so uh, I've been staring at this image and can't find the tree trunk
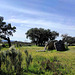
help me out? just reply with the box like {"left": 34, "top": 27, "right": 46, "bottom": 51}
{"left": 7, "top": 37, "right": 11, "bottom": 47}
{"left": 0, "top": 36, "right": 11, "bottom": 47}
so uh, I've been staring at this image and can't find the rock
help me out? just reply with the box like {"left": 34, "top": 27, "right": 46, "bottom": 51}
{"left": 54, "top": 40, "right": 65, "bottom": 51}
{"left": 44, "top": 42, "right": 48, "bottom": 50}
{"left": 47, "top": 41, "right": 56, "bottom": 50}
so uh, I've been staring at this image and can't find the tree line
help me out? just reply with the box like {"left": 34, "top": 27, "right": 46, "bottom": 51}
{"left": 61, "top": 34, "right": 75, "bottom": 45}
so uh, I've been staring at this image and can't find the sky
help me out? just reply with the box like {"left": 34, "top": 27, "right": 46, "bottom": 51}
{"left": 0, "top": 0, "right": 75, "bottom": 42}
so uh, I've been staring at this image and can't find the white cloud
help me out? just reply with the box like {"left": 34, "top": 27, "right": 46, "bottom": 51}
{"left": 6, "top": 18, "right": 75, "bottom": 31}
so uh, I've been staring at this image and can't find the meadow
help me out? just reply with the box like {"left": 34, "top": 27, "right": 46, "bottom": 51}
{"left": 0, "top": 45, "right": 75, "bottom": 75}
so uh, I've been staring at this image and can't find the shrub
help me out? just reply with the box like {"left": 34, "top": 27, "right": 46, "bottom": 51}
{"left": 24, "top": 50, "right": 33, "bottom": 71}
{"left": 0, "top": 46, "right": 23, "bottom": 75}
{"left": 2, "top": 44, "right": 6, "bottom": 47}
{"left": 40, "top": 58, "right": 66, "bottom": 75}
{"left": 19, "top": 43, "right": 22, "bottom": 47}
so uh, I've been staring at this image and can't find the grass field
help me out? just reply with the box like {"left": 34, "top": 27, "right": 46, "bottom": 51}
{"left": 1, "top": 46, "right": 75, "bottom": 75}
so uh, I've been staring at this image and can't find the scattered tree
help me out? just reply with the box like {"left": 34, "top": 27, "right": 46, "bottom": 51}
{"left": 61, "top": 34, "right": 75, "bottom": 45}
{"left": 0, "top": 16, "right": 16, "bottom": 47}
{"left": 26, "top": 28, "right": 59, "bottom": 46}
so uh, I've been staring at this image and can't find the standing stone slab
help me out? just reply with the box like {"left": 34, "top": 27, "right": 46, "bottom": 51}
{"left": 54, "top": 40, "right": 65, "bottom": 51}
{"left": 47, "top": 41, "right": 55, "bottom": 50}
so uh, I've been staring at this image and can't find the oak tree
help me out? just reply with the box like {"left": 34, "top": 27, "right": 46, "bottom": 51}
{"left": 0, "top": 16, "right": 16, "bottom": 47}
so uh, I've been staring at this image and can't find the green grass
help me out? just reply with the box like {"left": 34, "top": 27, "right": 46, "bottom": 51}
{"left": 1, "top": 46, "right": 75, "bottom": 75}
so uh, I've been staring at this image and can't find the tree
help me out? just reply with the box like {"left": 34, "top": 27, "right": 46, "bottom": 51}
{"left": 61, "top": 34, "right": 68, "bottom": 42}
{"left": 61, "top": 34, "right": 75, "bottom": 44}
{"left": 26, "top": 28, "right": 59, "bottom": 46}
{"left": 0, "top": 16, "right": 16, "bottom": 47}
{"left": 50, "top": 31, "right": 59, "bottom": 40}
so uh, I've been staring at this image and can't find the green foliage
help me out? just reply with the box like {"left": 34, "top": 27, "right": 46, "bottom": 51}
{"left": 27, "top": 56, "right": 67, "bottom": 75}
{"left": 1, "top": 51, "right": 6, "bottom": 63}
{"left": 24, "top": 50, "right": 28, "bottom": 56}
{"left": 61, "top": 34, "right": 75, "bottom": 45}
{"left": 15, "top": 50, "right": 23, "bottom": 75}
{"left": 40, "top": 58, "right": 66, "bottom": 75}
{"left": 28, "top": 63, "right": 44, "bottom": 74}
{"left": 0, "top": 46, "right": 23, "bottom": 75}
{"left": 24, "top": 50, "right": 33, "bottom": 71}
{"left": 26, "top": 28, "right": 59, "bottom": 46}
{"left": 34, "top": 55, "right": 46, "bottom": 62}
{"left": 0, "top": 16, "right": 16, "bottom": 36}
{"left": 4, "top": 43, "right": 9, "bottom": 47}
{"left": 0, "top": 47, "right": 33, "bottom": 74}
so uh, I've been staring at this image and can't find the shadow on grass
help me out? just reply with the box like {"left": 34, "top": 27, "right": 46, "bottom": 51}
{"left": 57, "top": 48, "right": 70, "bottom": 52}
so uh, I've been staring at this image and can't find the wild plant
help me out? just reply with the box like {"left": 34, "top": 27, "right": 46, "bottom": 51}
{"left": 0, "top": 45, "right": 1, "bottom": 51}
{"left": 0, "top": 52, "right": 1, "bottom": 71}
{"left": 15, "top": 50, "right": 23, "bottom": 75}
{"left": 40, "top": 58, "right": 65, "bottom": 75}
{"left": 24, "top": 50, "right": 33, "bottom": 71}
{"left": 9, "top": 46, "right": 18, "bottom": 68}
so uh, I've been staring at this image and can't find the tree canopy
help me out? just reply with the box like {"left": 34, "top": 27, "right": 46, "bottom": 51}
{"left": 61, "top": 34, "right": 75, "bottom": 45}
{"left": 0, "top": 16, "right": 16, "bottom": 47}
{"left": 26, "top": 28, "right": 59, "bottom": 46}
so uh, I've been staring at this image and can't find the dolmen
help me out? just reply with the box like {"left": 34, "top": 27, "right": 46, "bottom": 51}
{"left": 54, "top": 40, "right": 66, "bottom": 51}
{"left": 36, "top": 40, "right": 67, "bottom": 52}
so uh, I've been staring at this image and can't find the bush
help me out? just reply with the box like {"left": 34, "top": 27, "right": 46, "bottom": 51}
{"left": 40, "top": 57, "right": 67, "bottom": 75}
{"left": 0, "top": 46, "right": 23, "bottom": 75}
{"left": 24, "top": 50, "right": 33, "bottom": 71}
{"left": 2, "top": 44, "right": 6, "bottom": 47}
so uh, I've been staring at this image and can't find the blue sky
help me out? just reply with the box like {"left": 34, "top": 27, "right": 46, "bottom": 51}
{"left": 0, "top": 0, "right": 75, "bottom": 42}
